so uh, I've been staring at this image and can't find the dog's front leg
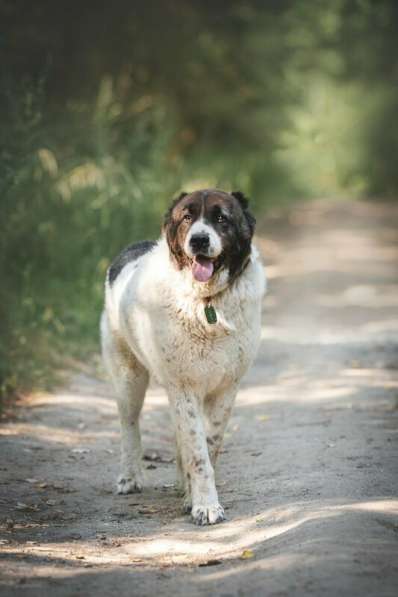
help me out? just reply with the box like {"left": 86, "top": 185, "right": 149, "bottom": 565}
{"left": 170, "top": 390, "right": 225, "bottom": 525}
{"left": 175, "top": 430, "right": 192, "bottom": 513}
{"left": 204, "top": 384, "right": 238, "bottom": 467}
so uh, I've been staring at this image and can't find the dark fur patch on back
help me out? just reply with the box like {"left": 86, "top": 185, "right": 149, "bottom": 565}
{"left": 108, "top": 240, "right": 156, "bottom": 285}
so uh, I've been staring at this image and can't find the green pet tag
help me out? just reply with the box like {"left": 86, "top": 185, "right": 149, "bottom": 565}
{"left": 204, "top": 304, "right": 217, "bottom": 324}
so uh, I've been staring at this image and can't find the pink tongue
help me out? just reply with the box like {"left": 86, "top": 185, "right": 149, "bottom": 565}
{"left": 192, "top": 257, "right": 214, "bottom": 282}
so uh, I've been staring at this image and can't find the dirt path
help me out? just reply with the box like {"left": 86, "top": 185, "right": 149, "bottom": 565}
{"left": 1, "top": 200, "right": 398, "bottom": 597}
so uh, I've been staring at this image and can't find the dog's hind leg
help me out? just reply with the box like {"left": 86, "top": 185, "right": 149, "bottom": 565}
{"left": 115, "top": 363, "right": 148, "bottom": 494}
{"left": 102, "top": 328, "right": 148, "bottom": 494}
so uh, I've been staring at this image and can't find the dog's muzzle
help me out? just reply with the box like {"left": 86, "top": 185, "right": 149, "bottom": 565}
{"left": 189, "top": 233, "right": 210, "bottom": 255}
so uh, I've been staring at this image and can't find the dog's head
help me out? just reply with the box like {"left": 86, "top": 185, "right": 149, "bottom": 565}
{"left": 163, "top": 189, "right": 255, "bottom": 284}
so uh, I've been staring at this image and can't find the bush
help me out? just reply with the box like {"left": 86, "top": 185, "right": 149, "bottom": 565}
{"left": 1, "top": 0, "right": 398, "bottom": 403}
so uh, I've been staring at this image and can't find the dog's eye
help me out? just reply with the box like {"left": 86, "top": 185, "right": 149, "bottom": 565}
{"left": 217, "top": 214, "right": 228, "bottom": 224}
{"left": 183, "top": 214, "right": 192, "bottom": 222}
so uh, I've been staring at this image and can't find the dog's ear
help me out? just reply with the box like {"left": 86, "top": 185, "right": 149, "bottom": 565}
{"left": 163, "top": 192, "right": 188, "bottom": 230}
{"left": 163, "top": 192, "right": 189, "bottom": 269}
{"left": 231, "top": 190, "right": 256, "bottom": 237}
{"left": 231, "top": 191, "right": 249, "bottom": 210}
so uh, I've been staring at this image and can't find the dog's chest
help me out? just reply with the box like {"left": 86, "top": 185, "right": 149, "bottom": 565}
{"left": 117, "top": 249, "right": 265, "bottom": 394}
{"left": 139, "top": 297, "right": 260, "bottom": 393}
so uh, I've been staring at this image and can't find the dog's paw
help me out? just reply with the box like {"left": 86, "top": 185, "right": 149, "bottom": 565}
{"left": 116, "top": 475, "right": 143, "bottom": 495}
{"left": 191, "top": 503, "right": 225, "bottom": 525}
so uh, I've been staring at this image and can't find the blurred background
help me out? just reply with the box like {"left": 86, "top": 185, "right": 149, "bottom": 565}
{"left": 1, "top": 0, "right": 398, "bottom": 402}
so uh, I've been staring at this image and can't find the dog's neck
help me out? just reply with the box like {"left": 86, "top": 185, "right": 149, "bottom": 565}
{"left": 161, "top": 236, "right": 252, "bottom": 302}
{"left": 159, "top": 240, "right": 254, "bottom": 336}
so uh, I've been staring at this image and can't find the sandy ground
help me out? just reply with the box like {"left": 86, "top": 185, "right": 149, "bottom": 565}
{"left": 1, "top": 199, "right": 398, "bottom": 597}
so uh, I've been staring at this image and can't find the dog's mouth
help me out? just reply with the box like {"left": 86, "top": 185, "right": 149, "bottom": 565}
{"left": 191, "top": 255, "right": 215, "bottom": 283}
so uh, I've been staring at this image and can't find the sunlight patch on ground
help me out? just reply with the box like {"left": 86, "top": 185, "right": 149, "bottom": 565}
{"left": 33, "top": 392, "right": 117, "bottom": 414}
{"left": 336, "top": 500, "right": 398, "bottom": 515}
{"left": 236, "top": 383, "right": 357, "bottom": 406}
{"left": 197, "top": 553, "right": 309, "bottom": 582}
{"left": 4, "top": 499, "right": 395, "bottom": 569}
{"left": 316, "top": 285, "right": 398, "bottom": 308}
{"left": 0, "top": 502, "right": 341, "bottom": 567}
{"left": 0, "top": 423, "right": 118, "bottom": 445}
{"left": 261, "top": 319, "right": 398, "bottom": 344}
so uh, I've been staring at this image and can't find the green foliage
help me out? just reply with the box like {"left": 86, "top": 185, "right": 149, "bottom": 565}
{"left": 1, "top": 0, "right": 397, "bottom": 401}
{"left": 0, "top": 77, "right": 181, "bottom": 400}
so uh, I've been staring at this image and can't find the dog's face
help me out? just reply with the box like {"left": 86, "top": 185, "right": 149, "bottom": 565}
{"left": 163, "top": 189, "right": 255, "bottom": 283}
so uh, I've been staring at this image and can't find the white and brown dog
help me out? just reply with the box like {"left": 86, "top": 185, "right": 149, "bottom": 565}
{"left": 101, "top": 189, "right": 266, "bottom": 525}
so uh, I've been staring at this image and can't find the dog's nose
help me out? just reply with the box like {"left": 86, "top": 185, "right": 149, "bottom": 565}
{"left": 190, "top": 233, "right": 210, "bottom": 253}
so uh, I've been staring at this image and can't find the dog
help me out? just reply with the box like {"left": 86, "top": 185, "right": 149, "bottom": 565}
{"left": 101, "top": 189, "right": 266, "bottom": 525}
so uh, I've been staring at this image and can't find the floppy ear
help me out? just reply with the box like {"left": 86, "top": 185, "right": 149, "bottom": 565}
{"left": 163, "top": 191, "right": 189, "bottom": 269}
{"left": 231, "top": 191, "right": 249, "bottom": 210}
{"left": 163, "top": 192, "right": 188, "bottom": 230}
{"left": 232, "top": 191, "right": 256, "bottom": 237}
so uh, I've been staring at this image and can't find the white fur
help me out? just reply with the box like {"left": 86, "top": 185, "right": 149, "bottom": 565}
{"left": 184, "top": 218, "right": 223, "bottom": 259}
{"left": 101, "top": 236, "right": 266, "bottom": 525}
